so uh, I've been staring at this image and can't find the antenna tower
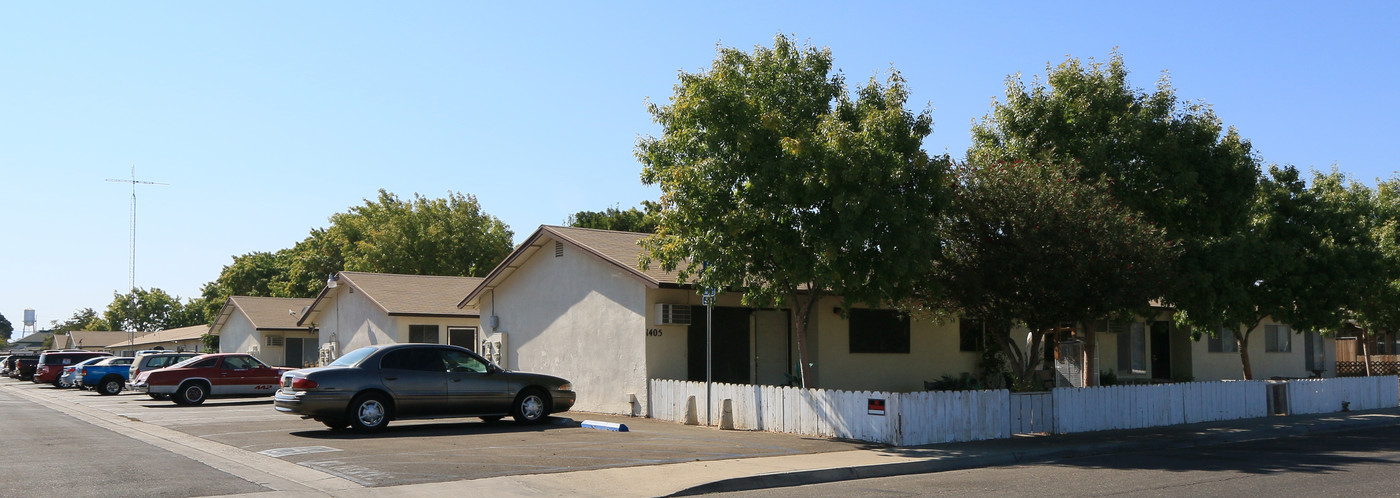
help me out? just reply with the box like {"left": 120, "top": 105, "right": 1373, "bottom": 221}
{"left": 106, "top": 166, "right": 168, "bottom": 291}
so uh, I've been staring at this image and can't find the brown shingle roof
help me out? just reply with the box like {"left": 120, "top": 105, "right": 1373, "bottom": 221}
{"left": 228, "top": 296, "right": 318, "bottom": 330}
{"left": 69, "top": 330, "right": 147, "bottom": 349}
{"left": 543, "top": 226, "right": 683, "bottom": 285}
{"left": 103, "top": 324, "right": 209, "bottom": 348}
{"left": 338, "top": 272, "right": 483, "bottom": 316}
{"left": 459, "top": 225, "right": 686, "bottom": 308}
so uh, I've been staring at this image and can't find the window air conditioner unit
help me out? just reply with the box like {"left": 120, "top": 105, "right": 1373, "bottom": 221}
{"left": 655, "top": 303, "right": 692, "bottom": 325}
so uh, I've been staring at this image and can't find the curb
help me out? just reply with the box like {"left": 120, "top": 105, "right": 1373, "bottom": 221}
{"left": 671, "top": 409, "right": 1400, "bottom": 496}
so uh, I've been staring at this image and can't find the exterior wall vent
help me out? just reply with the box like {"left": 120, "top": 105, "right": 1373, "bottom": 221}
{"left": 555, "top": 241, "right": 564, "bottom": 257}
{"left": 655, "top": 303, "right": 692, "bottom": 325}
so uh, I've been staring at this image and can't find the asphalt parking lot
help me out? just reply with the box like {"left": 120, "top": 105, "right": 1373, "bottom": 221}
{"left": 2, "top": 379, "right": 869, "bottom": 488}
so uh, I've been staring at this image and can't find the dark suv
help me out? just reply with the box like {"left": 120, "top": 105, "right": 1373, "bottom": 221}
{"left": 34, "top": 351, "right": 111, "bottom": 386}
{"left": 14, "top": 357, "right": 39, "bottom": 380}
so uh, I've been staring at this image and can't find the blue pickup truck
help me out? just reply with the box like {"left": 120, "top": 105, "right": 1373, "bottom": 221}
{"left": 76, "top": 357, "right": 136, "bottom": 395}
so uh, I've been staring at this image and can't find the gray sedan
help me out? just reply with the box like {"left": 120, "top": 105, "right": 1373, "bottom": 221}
{"left": 273, "top": 343, "right": 576, "bottom": 431}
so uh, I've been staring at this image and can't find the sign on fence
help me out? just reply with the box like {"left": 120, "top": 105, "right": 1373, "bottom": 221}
{"left": 867, "top": 398, "right": 885, "bottom": 416}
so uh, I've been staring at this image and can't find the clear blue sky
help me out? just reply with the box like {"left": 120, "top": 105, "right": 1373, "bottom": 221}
{"left": 2, "top": 2, "right": 1396, "bottom": 331}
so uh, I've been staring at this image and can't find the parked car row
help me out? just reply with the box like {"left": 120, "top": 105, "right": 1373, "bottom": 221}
{"left": 5, "top": 344, "right": 577, "bottom": 434}
{"left": 1, "top": 354, "right": 39, "bottom": 380}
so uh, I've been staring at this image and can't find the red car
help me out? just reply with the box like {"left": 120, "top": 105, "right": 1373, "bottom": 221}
{"left": 33, "top": 351, "right": 110, "bottom": 386}
{"left": 129, "top": 353, "right": 291, "bottom": 405}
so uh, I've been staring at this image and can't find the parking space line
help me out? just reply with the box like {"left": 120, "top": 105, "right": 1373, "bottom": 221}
{"left": 0, "top": 384, "right": 361, "bottom": 495}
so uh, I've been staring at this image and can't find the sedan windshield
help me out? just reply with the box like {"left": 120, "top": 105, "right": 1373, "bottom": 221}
{"left": 329, "top": 347, "right": 376, "bottom": 367}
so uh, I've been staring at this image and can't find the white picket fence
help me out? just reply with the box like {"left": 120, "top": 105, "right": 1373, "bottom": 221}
{"left": 649, "top": 376, "right": 1398, "bottom": 446}
{"left": 1285, "top": 376, "right": 1400, "bottom": 415}
{"left": 1052, "top": 381, "right": 1267, "bottom": 433}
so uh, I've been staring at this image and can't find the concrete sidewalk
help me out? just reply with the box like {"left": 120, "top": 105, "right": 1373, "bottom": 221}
{"left": 219, "top": 407, "right": 1400, "bottom": 497}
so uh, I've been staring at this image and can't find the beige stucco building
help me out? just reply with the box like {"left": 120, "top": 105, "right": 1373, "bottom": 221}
{"left": 460, "top": 226, "right": 991, "bottom": 415}
{"left": 210, "top": 296, "right": 319, "bottom": 367}
{"left": 60, "top": 330, "right": 143, "bottom": 353}
{"left": 297, "top": 272, "right": 484, "bottom": 364}
{"left": 460, "top": 225, "right": 1337, "bottom": 416}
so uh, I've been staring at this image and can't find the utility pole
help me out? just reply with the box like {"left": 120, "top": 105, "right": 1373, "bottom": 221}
{"left": 106, "top": 166, "right": 168, "bottom": 354}
{"left": 105, "top": 166, "right": 168, "bottom": 292}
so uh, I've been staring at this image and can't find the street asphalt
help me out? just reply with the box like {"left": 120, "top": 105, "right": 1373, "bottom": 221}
{"left": 3, "top": 377, "right": 1398, "bottom": 497}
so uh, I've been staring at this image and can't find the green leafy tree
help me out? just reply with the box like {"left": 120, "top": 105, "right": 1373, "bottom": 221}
{"left": 327, "top": 190, "right": 513, "bottom": 277}
{"left": 1178, "top": 167, "right": 1378, "bottom": 379}
{"left": 638, "top": 34, "right": 951, "bottom": 387}
{"left": 103, "top": 288, "right": 204, "bottom": 332}
{"left": 0, "top": 312, "right": 12, "bottom": 341}
{"left": 48, "top": 308, "right": 110, "bottom": 333}
{"left": 200, "top": 332, "right": 220, "bottom": 352}
{"left": 197, "top": 190, "right": 514, "bottom": 322}
{"left": 969, "top": 52, "right": 1260, "bottom": 379}
{"left": 1343, "top": 174, "right": 1400, "bottom": 374}
{"left": 568, "top": 201, "right": 662, "bottom": 233}
{"left": 922, "top": 159, "right": 1173, "bottom": 388}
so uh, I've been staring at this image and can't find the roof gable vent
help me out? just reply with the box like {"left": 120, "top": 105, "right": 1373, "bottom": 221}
{"left": 555, "top": 241, "right": 564, "bottom": 257}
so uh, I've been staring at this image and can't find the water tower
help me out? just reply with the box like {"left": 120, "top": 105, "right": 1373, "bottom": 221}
{"left": 22, "top": 308, "right": 36, "bottom": 335}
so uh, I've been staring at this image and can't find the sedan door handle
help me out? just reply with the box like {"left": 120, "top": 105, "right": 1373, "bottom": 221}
{"left": 384, "top": 377, "right": 397, "bottom": 381}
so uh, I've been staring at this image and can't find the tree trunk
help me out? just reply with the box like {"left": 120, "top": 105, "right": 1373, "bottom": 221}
{"left": 792, "top": 290, "right": 820, "bottom": 389}
{"left": 1361, "top": 327, "right": 1373, "bottom": 376}
{"left": 1082, "top": 321, "right": 1098, "bottom": 387}
{"left": 1237, "top": 323, "right": 1259, "bottom": 380}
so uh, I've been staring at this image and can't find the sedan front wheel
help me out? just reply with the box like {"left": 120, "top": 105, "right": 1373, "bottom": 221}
{"left": 511, "top": 388, "right": 550, "bottom": 424}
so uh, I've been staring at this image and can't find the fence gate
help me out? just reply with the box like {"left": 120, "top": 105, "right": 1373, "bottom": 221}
{"left": 1009, "top": 392, "right": 1054, "bottom": 434}
{"left": 1055, "top": 340, "right": 1085, "bottom": 388}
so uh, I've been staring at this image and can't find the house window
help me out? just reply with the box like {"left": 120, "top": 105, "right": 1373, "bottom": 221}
{"left": 408, "top": 325, "right": 440, "bottom": 344}
{"left": 1209, "top": 327, "right": 1239, "bottom": 353}
{"left": 1265, "top": 324, "right": 1292, "bottom": 353}
{"left": 848, "top": 309, "right": 910, "bottom": 354}
{"left": 1117, "top": 321, "right": 1147, "bottom": 374}
{"left": 959, "top": 317, "right": 983, "bottom": 352}
{"left": 265, "top": 335, "right": 284, "bottom": 347}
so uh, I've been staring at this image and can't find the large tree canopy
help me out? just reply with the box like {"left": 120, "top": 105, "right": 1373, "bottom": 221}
{"left": 1342, "top": 174, "right": 1400, "bottom": 374}
{"left": 969, "top": 53, "right": 1260, "bottom": 327}
{"left": 48, "top": 308, "right": 109, "bottom": 333}
{"left": 197, "top": 190, "right": 514, "bottom": 323}
{"left": 567, "top": 201, "right": 661, "bottom": 233}
{"left": 103, "top": 287, "right": 205, "bottom": 332}
{"left": 970, "top": 52, "right": 1259, "bottom": 240}
{"left": 969, "top": 53, "right": 1263, "bottom": 381}
{"left": 0, "top": 312, "right": 11, "bottom": 341}
{"left": 1176, "top": 166, "right": 1379, "bottom": 379}
{"left": 638, "top": 34, "right": 951, "bottom": 387}
{"left": 925, "top": 159, "right": 1173, "bottom": 386}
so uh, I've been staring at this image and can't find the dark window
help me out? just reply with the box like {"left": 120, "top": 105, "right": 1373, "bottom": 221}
{"left": 1265, "top": 324, "right": 1292, "bottom": 353}
{"left": 849, "top": 309, "right": 910, "bottom": 354}
{"left": 380, "top": 348, "right": 447, "bottom": 372}
{"left": 189, "top": 357, "right": 220, "bottom": 369}
{"left": 959, "top": 317, "right": 984, "bottom": 352}
{"left": 408, "top": 325, "right": 440, "bottom": 344}
{"left": 441, "top": 348, "right": 489, "bottom": 373}
{"left": 1209, "top": 327, "right": 1239, "bottom": 353}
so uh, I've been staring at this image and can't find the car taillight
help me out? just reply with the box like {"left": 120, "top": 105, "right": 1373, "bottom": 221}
{"left": 80, "top": 368, "right": 87, "bottom": 375}
{"left": 291, "top": 378, "right": 318, "bottom": 389}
